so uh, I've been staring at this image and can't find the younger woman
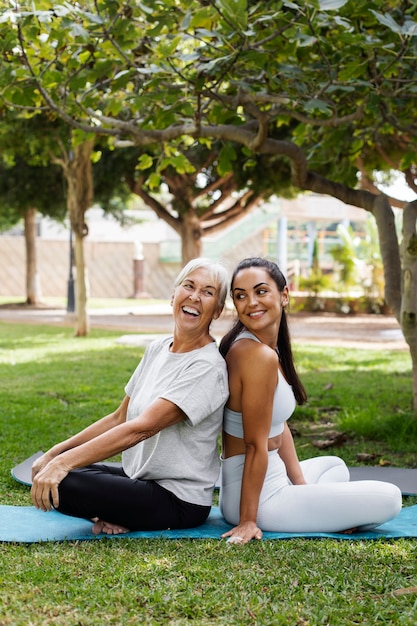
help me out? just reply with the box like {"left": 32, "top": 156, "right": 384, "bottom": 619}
{"left": 219, "top": 257, "right": 402, "bottom": 544}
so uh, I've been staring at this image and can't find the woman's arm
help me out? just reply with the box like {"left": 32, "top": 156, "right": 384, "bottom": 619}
{"left": 278, "top": 422, "right": 306, "bottom": 485}
{"left": 31, "top": 397, "right": 186, "bottom": 511}
{"left": 32, "top": 396, "right": 130, "bottom": 479}
{"left": 222, "top": 341, "right": 278, "bottom": 544}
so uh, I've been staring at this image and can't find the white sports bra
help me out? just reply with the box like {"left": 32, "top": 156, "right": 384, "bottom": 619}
{"left": 223, "top": 330, "right": 296, "bottom": 439}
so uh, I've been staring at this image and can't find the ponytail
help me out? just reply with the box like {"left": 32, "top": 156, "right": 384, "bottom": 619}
{"left": 219, "top": 257, "right": 307, "bottom": 405}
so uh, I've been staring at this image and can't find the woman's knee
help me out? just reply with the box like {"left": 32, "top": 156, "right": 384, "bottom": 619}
{"left": 300, "top": 456, "right": 349, "bottom": 484}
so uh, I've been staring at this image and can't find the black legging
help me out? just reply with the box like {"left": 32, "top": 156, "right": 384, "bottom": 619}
{"left": 56, "top": 464, "right": 210, "bottom": 531}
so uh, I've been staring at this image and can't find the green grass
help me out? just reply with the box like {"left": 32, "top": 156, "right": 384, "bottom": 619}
{"left": 0, "top": 296, "right": 168, "bottom": 309}
{"left": 1, "top": 323, "right": 417, "bottom": 625}
{"left": 293, "top": 345, "right": 417, "bottom": 467}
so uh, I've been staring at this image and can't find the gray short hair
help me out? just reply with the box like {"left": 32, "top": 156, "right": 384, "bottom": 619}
{"left": 174, "top": 257, "right": 229, "bottom": 308}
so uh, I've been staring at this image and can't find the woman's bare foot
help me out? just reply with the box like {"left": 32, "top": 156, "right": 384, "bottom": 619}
{"left": 91, "top": 518, "right": 130, "bottom": 535}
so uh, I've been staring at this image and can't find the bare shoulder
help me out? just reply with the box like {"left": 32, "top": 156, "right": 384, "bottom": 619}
{"left": 227, "top": 339, "right": 278, "bottom": 374}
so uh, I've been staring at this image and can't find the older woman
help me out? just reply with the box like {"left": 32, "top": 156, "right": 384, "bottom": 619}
{"left": 219, "top": 257, "right": 402, "bottom": 544}
{"left": 31, "top": 257, "right": 229, "bottom": 534}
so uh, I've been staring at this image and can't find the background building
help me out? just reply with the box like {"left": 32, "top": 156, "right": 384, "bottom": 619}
{"left": 0, "top": 195, "right": 368, "bottom": 300}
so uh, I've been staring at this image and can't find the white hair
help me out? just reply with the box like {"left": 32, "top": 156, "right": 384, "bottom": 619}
{"left": 174, "top": 257, "right": 229, "bottom": 307}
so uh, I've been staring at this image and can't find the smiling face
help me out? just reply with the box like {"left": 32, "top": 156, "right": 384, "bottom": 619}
{"left": 231, "top": 266, "right": 288, "bottom": 337}
{"left": 171, "top": 267, "right": 224, "bottom": 335}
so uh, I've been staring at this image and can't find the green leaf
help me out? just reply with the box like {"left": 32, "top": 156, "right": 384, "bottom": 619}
{"left": 318, "top": 0, "right": 349, "bottom": 9}
{"left": 137, "top": 154, "right": 154, "bottom": 170}
{"left": 71, "top": 23, "right": 89, "bottom": 39}
{"left": 50, "top": 5, "right": 71, "bottom": 18}
{"left": 403, "top": 19, "right": 417, "bottom": 38}
{"left": 218, "top": 0, "right": 247, "bottom": 29}
{"left": 136, "top": 64, "right": 165, "bottom": 75}
{"left": 3, "top": 84, "right": 39, "bottom": 107}
{"left": 304, "top": 98, "right": 332, "bottom": 115}
{"left": 148, "top": 172, "right": 161, "bottom": 189}
{"left": 369, "top": 11, "right": 403, "bottom": 35}
{"left": 67, "top": 73, "right": 89, "bottom": 91}
{"left": 190, "top": 7, "right": 217, "bottom": 29}
{"left": 171, "top": 153, "right": 195, "bottom": 174}
{"left": 217, "top": 143, "right": 237, "bottom": 176}
{"left": 338, "top": 61, "right": 367, "bottom": 81}
{"left": 196, "top": 54, "right": 234, "bottom": 73}
{"left": 296, "top": 35, "right": 318, "bottom": 47}
{"left": 80, "top": 10, "right": 104, "bottom": 25}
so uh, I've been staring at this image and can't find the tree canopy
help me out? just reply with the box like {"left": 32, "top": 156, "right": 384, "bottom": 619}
{"left": 0, "top": 113, "right": 68, "bottom": 229}
{"left": 1, "top": 0, "right": 415, "bottom": 197}
{"left": 3, "top": 1, "right": 417, "bottom": 406}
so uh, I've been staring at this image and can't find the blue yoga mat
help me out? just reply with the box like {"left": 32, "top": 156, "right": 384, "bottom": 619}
{"left": 0, "top": 505, "right": 416, "bottom": 543}
{"left": 12, "top": 452, "right": 417, "bottom": 495}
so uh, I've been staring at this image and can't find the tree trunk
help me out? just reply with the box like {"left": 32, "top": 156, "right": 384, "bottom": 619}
{"left": 400, "top": 200, "right": 417, "bottom": 413}
{"left": 61, "top": 139, "right": 94, "bottom": 336}
{"left": 24, "top": 207, "right": 42, "bottom": 304}
{"left": 73, "top": 230, "right": 89, "bottom": 336}
{"left": 295, "top": 165, "right": 417, "bottom": 414}
{"left": 410, "top": 351, "right": 417, "bottom": 417}
{"left": 371, "top": 195, "right": 402, "bottom": 320}
{"left": 180, "top": 212, "right": 203, "bottom": 264}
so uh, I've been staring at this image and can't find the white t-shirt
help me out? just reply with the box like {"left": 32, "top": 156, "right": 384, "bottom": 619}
{"left": 123, "top": 336, "right": 229, "bottom": 506}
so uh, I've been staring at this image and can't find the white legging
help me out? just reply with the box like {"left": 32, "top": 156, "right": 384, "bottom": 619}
{"left": 220, "top": 451, "right": 402, "bottom": 533}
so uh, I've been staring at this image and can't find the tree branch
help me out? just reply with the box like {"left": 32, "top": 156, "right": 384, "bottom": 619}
{"left": 203, "top": 194, "right": 261, "bottom": 234}
{"left": 127, "top": 175, "right": 181, "bottom": 233}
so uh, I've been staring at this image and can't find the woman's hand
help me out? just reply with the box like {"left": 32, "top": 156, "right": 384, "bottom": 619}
{"left": 31, "top": 452, "right": 55, "bottom": 481}
{"left": 31, "top": 457, "right": 72, "bottom": 511}
{"left": 221, "top": 521, "right": 263, "bottom": 545}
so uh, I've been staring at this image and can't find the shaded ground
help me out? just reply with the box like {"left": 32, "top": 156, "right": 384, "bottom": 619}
{"left": 288, "top": 312, "right": 407, "bottom": 351}
{"left": 0, "top": 304, "right": 408, "bottom": 350}
{"left": 2, "top": 303, "right": 415, "bottom": 472}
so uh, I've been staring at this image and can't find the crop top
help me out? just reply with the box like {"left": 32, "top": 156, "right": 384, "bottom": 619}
{"left": 223, "top": 330, "right": 296, "bottom": 439}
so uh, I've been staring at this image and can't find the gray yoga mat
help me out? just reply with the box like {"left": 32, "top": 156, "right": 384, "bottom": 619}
{"left": 11, "top": 452, "right": 122, "bottom": 486}
{"left": 11, "top": 452, "right": 417, "bottom": 495}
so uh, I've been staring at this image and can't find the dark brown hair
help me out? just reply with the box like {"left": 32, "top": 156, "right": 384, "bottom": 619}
{"left": 219, "top": 257, "right": 307, "bottom": 405}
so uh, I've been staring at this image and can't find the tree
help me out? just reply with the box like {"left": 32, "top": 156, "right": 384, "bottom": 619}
{"left": 0, "top": 113, "right": 94, "bottom": 327}
{"left": 0, "top": 114, "right": 67, "bottom": 304}
{"left": 0, "top": 157, "right": 66, "bottom": 303}
{"left": 0, "top": 113, "right": 132, "bottom": 329}
{"left": 56, "top": 137, "right": 94, "bottom": 335}
{"left": 330, "top": 219, "right": 385, "bottom": 301}
{"left": 1, "top": 1, "right": 417, "bottom": 408}
{"left": 98, "top": 142, "right": 296, "bottom": 263}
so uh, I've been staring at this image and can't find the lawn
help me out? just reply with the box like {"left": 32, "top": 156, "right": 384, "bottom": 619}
{"left": 0, "top": 323, "right": 416, "bottom": 625}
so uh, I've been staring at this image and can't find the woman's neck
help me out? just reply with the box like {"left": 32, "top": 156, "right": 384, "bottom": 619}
{"left": 242, "top": 325, "right": 279, "bottom": 350}
{"left": 170, "top": 332, "right": 214, "bottom": 353}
